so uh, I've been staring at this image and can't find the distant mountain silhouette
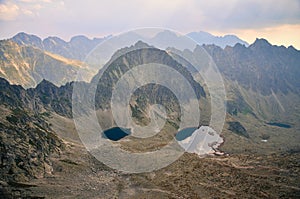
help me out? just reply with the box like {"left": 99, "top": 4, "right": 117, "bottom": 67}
{"left": 12, "top": 32, "right": 107, "bottom": 61}
{"left": 11, "top": 31, "right": 248, "bottom": 60}
{"left": 187, "top": 31, "right": 248, "bottom": 48}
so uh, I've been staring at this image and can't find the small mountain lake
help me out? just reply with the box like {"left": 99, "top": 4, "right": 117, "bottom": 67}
{"left": 102, "top": 127, "right": 131, "bottom": 141}
{"left": 175, "top": 127, "right": 198, "bottom": 141}
{"left": 266, "top": 122, "right": 291, "bottom": 128}
{"left": 103, "top": 127, "right": 199, "bottom": 142}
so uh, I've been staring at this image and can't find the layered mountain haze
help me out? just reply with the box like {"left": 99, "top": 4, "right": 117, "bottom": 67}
{"left": 0, "top": 31, "right": 252, "bottom": 90}
{"left": 12, "top": 32, "right": 106, "bottom": 61}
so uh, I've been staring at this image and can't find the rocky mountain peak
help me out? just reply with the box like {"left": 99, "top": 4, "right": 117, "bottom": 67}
{"left": 133, "top": 40, "right": 151, "bottom": 48}
{"left": 43, "top": 36, "right": 67, "bottom": 46}
{"left": 232, "top": 42, "right": 247, "bottom": 50}
{"left": 12, "top": 32, "right": 43, "bottom": 49}
{"left": 249, "top": 38, "right": 272, "bottom": 50}
{"left": 35, "top": 79, "right": 57, "bottom": 90}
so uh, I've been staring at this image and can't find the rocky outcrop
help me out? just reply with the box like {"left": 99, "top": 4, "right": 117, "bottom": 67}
{"left": 0, "top": 78, "right": 74, "bottom": 118}
{"left": 0, "top": 78, "right": 67, "bottom": 182}
{"left": 0, "top": 106, "right": 63, "bottom": 182}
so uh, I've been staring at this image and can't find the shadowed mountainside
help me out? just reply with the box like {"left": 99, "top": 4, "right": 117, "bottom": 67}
{"left": 187, "top": 31, "right": 249, "bottom": 48}
{"left": 203, "top": 39, "right": 300, "bottom": 95}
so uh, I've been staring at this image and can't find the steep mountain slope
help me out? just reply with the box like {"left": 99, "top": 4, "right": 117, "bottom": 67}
{"left": 203, "top": 39, "right": 300, "bottom": 123}
{"left": 0, "top": 77, "right": 75, "bottom": 118}
{"left": 163, "top": 40, "right": 300, "bottom": 154}
{"left": 203, "top": 39, "right": 300, "bottom": 95}
{"left": 0, "top": 40, "right": 92, "bottom": 88}
{"left": 92, "top": 42, "right": 206, "bottom": 108}
{"left": 0, "top": 78, "right": 64, "bottom": 183}
{"left": 12, "top": 32, "right": 105, "bottom": 61}
{"left": 168, "top": 38, "right": 300, "bottom": 122}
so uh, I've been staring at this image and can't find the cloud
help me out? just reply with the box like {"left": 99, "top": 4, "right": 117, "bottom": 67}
{"left": 0, "top": 1, "right": 19, "bottom": 21}
{"left": 221, "top": 0, "right": 300, "bottom": 29}
{"left": 169, "top": 0, "right": 300, "bottom": 31}
{"left": 1, "top": 0, "right": 299, "bottom": 29}
{"left": 0, "top": 0, "right": 62, "bottom": 21}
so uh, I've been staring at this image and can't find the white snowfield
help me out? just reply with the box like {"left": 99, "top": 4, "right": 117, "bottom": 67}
{"left": 178, "top": 126, "right": 224, "bottom": 156}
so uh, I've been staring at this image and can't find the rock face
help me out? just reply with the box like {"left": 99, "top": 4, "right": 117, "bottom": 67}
{"left": 203, "top": 39, "right": 300, "bottom": 95}
{"left": 93, "top": 43, "right": 206, "bottom": 106}
{"left": 202, "top": 39, "right": 300, "bottom": 126}
{"left": 0, "top": 77, "right": 69, "bottom": 183}
{"left": 27, "top": 79, "right": 75, "bottom": 118}
{"left": 0, "top": 78, "right": 66, "bottom": 182}
{"left": 0, "top": 78, "right": 74, "bottom": 118}
{"left": 0, "top": 78, "right": 56, "bottom": 181}
{"left": 0, "top": 106, "right": 63, "bottom": 182}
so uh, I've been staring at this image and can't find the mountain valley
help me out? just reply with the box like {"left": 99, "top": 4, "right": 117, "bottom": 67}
{"left": 0, "top": 31, "right": 299, "bottom": 198}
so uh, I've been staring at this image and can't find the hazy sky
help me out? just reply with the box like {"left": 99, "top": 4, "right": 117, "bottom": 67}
{"left": 1, "top": 0, "right": 300, "bottom": 49}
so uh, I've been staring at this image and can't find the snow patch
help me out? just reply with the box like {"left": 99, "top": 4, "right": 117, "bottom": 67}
{"left": 178, "top": 126, "right": 224, "bottom": 156}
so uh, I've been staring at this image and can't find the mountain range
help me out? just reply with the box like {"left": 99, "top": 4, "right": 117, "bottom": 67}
{"left": 0, "top": 31, "right": 299, "bottom": 198}
{"left": 10, "top": 31, "right": 249, "bottom": 60}
{"left": 1, "top": 31, "right": 299, "bottom": 152}
{"left": 0, "top": 31, "right": 248, "bottom": 88}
